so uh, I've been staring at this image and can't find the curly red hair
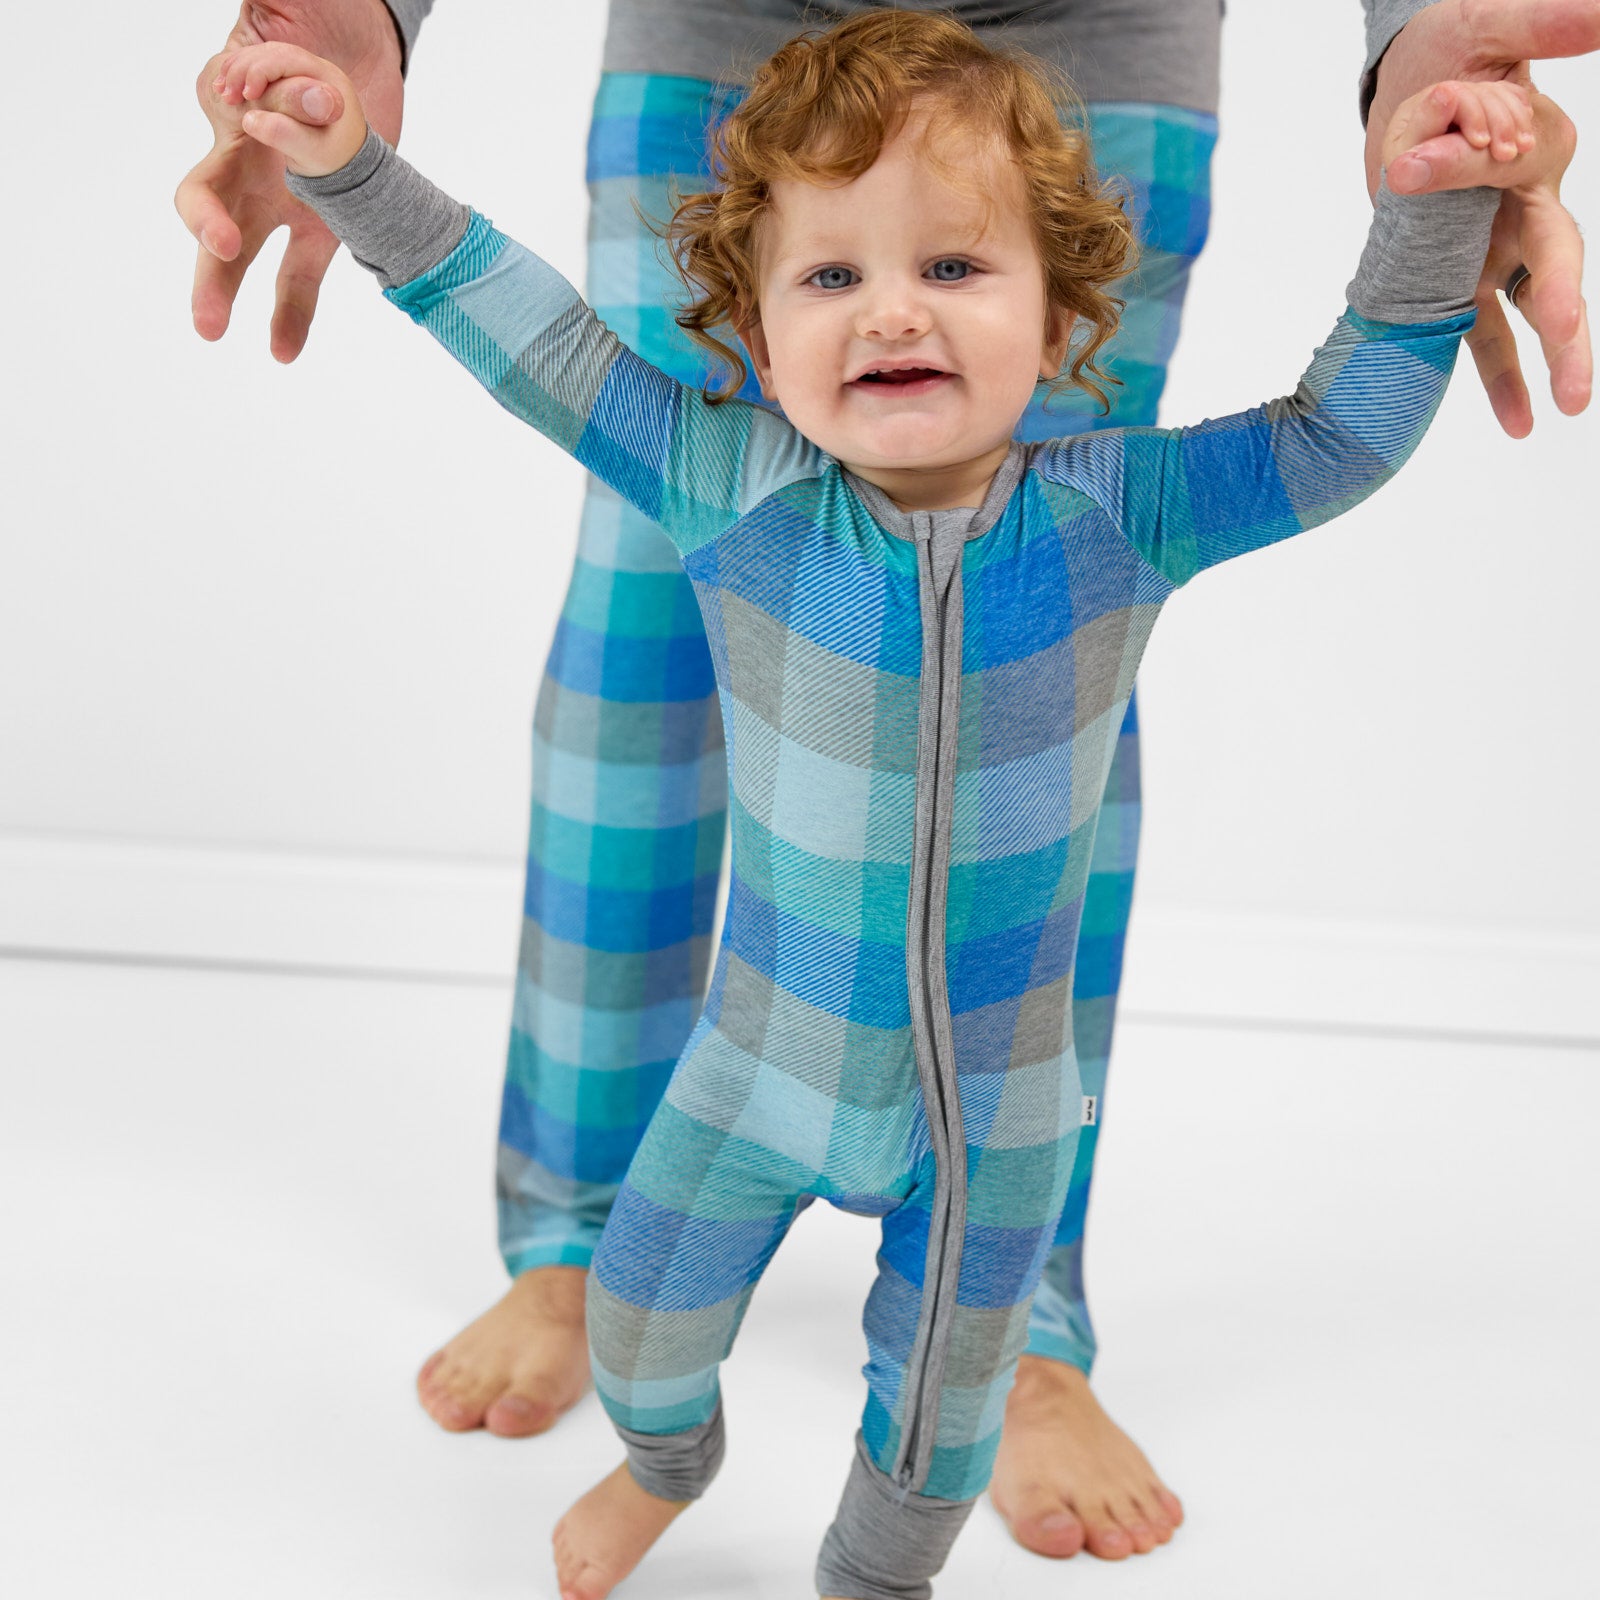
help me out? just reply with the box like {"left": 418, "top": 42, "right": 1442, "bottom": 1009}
{"left": 660, "top": 9, "right": 1137, "bottom": 410}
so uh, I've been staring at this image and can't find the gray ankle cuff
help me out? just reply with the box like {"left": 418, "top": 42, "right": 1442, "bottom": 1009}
{"left": 616, "top": 1402, "right": 726, "bottom": 1502}
{"left": 814, "top": 1434, "right": 975, "bottom": 1600}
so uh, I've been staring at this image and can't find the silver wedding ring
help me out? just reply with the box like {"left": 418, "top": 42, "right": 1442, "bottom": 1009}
{"left": 1503, "top": 263, "right": 1532, "bottom": 309}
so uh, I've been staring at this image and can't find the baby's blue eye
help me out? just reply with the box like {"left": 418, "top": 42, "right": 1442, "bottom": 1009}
{"left": 928, "top": 259, "right": 971, "bottom": 282}
{"left": 809, "top": 266, "right": 857, "bottom": 290}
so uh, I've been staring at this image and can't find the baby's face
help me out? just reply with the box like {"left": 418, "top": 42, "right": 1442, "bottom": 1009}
{"left": 738, "top": 112, "right": 1071, "bottom": 509}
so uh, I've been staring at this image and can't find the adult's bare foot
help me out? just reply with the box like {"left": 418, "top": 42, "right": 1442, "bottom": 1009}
{"left": 552, "top": 1461, "right": 689, "bottom": 1600}
{"left": 989, "top": 1356, "right": 1183, "bottom": 1561}
{"left": 415, "top": 1265, "right": 590, "bottom": 1436}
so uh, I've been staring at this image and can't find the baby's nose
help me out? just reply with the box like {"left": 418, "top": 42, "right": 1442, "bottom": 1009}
{"left": 856, "top": 281, "right": 932, "bottom": 341}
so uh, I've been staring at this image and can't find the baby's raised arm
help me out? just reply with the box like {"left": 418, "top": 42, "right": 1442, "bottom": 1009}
{"left": 1037, "top": 79, "right": 1512, "bottom": 587}
{"left": 218, "top": 43, "right": 820, "bottom": 556}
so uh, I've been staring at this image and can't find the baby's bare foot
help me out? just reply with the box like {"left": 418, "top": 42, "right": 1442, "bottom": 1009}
{"left": 552, "top": 1462, "right": 689, "bottom": 1600}
{"left": 415, "top": 1265, "right": 589, "bottom": 1436}
{"left": 989, "top": 1356, "right": 1183, "bottom": 1561}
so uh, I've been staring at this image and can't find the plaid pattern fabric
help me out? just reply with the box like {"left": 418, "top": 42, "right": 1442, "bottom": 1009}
{"left": 1017, "top": 99, "right": 1215, "bottom": 1369}
{"left": 499, "top": 74, "right": 1216, "bottom": 1377}
{"left": 390, "top": 202, "right": 1469, "bottom": 1500}
{"left": 496, "top": 76, "right": 747, "bottom": 1272}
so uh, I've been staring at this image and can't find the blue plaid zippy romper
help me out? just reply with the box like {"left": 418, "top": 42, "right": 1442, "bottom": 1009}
{"left": 377, "top": 209, "right": 1472, "bottom": 1516}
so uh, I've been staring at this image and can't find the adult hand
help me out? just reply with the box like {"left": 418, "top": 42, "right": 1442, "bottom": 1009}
{"left": 1365, "top": 0, "right": 1599, "bottom": 436}
{"left": 175, "top": 1, "right": 406, "bottom": 362}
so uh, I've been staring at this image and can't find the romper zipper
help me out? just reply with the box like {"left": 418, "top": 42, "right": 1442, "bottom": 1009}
{"left": 893, "top": 512, "right": 970, "bottom": 1492}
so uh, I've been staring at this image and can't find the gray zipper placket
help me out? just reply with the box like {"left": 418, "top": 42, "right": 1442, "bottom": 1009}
{"left": 893, "top": 510, "right": 971, "bottom": 1493}
{"left": 845, "top": 446, "right": 1027, "bottom": 1497}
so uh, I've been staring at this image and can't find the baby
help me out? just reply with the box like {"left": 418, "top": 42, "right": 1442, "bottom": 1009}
{"left": 212, "top": 13, "right": 1525, "bottom": 1600}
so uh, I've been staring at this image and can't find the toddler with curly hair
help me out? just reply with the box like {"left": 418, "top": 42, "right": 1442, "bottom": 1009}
{"left": 211, "top": 11, "right": 1523, "bottom": 1598}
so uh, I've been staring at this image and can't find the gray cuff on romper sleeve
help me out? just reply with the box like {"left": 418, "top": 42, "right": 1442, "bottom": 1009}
{"left": 616, "top": 1403, "right": 728, "bottom": 1503}
{"left": 285, "top": 128, "right": 471, "bottom": 290}
{"left": 1346, "top": 183, "right": 1499, "bottom": 324}
{"left": 813, "top": 1433, "right": 976, "bottom": 1600}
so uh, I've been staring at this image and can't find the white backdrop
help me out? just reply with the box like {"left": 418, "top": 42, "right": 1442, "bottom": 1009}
{"left": 1, "top": 0, "right": 1596, "bottom": 1034}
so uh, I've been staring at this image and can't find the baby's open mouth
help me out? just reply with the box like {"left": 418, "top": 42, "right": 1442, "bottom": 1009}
{"left": 855, "top": 367, "right": 948, "bottom": 385}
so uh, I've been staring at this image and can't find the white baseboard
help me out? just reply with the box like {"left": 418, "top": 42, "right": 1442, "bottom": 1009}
{"left": 0, "top": 832, "right": 522, "bottom": 984}
{"left": 1, "top": 832, "right": 1595, "bottom": 1043}
{"left": 1120, "top": 907, "right": 1599, "bottom": 1045}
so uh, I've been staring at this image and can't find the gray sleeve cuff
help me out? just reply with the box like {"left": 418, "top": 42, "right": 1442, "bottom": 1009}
{"left": 382, "top": 0, "right": 434, "bottom": 76}
{"left": 1360, "top": 0, "right": 1433, "bottom": 123}
{"left": 285, "top": 128, "right": 470, "bottom": 290}
{"left": 1346, "top": 181, "right": 1497, "bottom": 323}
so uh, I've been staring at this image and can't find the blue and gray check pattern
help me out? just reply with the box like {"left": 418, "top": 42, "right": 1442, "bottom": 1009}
{"left": 498, "top": 75, "right": 1217, "bottom": 1377}
{"left": 390, "top": 190, "right": 1469, "bottom": 1500}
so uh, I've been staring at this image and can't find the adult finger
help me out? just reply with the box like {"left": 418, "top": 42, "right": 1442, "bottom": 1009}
{"left": 195, "top": 53, "right": 238, "bottom": 135}
{"left": 1459, "top": 0, "right": 1600, "bottom": 67}
{"left": 1545, "top": 294, "right": 1594, "bottom": 414}
{"left": 1465, "top": 283, "right": 1534, "bottom": 436}
{"left": 1383, "top": 80, "right": 1470, "bottom": 169}
{"left": 1388, "top": 132, "right": 1563, "bottom": 192}
{"left": 177, "top": 154, "right": 252, "bottom": 341}
{"left": 269, "top": 217, "right": 340, "bottom": 364}
{"left": 1517, "top": 194, "right": 1592, "bottom": 413}
{"left": 174, "top": 162, "right": 243, "bottom": 266}
{"left": 189, "top": 207, "right": 275, "bottom": 344}
{"left": 191, "top": 245, "right": 240, "bottom": 342}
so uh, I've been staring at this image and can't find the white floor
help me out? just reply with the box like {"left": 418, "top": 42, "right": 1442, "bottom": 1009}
{"left": 2, "top": 956, "right": 1596, "bottom": 1599}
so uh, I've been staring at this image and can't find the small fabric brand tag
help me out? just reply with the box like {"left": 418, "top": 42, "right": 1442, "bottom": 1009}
{"left": 1082, "top": 1095, "right": 1098, "bottom": 1126}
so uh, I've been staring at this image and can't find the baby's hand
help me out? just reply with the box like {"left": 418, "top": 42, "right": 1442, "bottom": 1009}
{"left": 1381, "top": 78, "right": 1535, "bottom": 184}
{"left": 212, "top": 42, "right": 369, "bottom": 179}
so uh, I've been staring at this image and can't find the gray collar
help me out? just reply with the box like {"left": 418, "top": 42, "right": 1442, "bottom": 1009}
{"left": 844, "top": 441, "right": 1029, "bottom": 542}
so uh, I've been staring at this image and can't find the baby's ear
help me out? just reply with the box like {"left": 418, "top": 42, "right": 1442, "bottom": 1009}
{"left": 1040, "top": 307, "right": 1076, "bottom": 380}
{"left": 735, "top": 311, "right": 780, "bottom": 403}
